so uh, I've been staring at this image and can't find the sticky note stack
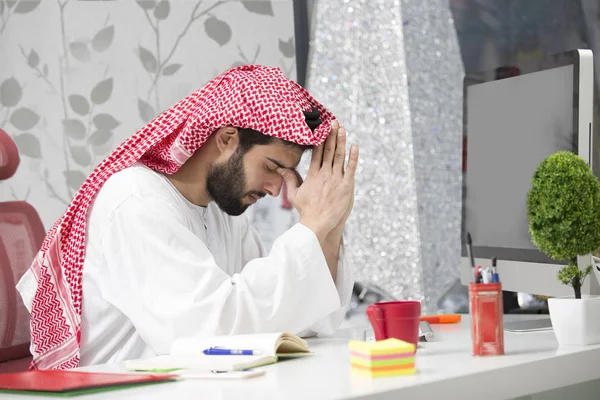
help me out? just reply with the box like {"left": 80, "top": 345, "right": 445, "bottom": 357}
{"left": 349, "top": 338, "right": 416, "bottom": 377}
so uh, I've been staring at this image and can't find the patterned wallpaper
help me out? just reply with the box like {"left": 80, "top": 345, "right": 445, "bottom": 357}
{"left": 0, "top": 0, "right": 298, "bottom": 250}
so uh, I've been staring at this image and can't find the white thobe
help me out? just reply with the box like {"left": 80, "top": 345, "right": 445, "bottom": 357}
{"left": 17, "top": 163, "right": 353, "bottom": 366}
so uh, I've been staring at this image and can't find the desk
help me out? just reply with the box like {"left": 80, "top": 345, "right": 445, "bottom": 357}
{"left": 4, "top": 315, "right": 600, "bottom": 400}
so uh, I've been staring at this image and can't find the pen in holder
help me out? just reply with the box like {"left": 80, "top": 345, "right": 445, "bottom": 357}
{"left": 469, "top": 282, "right": 504, "bottom": 356}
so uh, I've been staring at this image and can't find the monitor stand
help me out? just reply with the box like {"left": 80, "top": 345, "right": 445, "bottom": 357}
{"left": 503, "top": 317, "right": 553, "bottom": 332}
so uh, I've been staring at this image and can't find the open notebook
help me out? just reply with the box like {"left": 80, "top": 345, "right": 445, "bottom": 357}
{"left": 125, "top": 332, "right": 311, "bottom": 373}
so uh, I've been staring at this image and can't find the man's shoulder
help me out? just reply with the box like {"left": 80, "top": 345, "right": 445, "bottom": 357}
{"left": 101, "top": 163, "right": 164, "bottom": 193}
{"left": 92, "top": 163, "right": 176, "bottom": 214}
{"left": 104, "top": 163, "right": 164, "bottom": 191}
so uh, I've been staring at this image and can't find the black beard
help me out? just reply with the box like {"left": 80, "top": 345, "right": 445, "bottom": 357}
{"left": 206, "top": 149, "right": 265, "bottom": 216}
{"left": 206, "top": 148, "right": 249, "bottom": 216}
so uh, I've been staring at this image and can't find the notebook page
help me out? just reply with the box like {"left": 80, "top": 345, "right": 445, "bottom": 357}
{"left": 125, "top": 354, "right": 276, "bottom": 372}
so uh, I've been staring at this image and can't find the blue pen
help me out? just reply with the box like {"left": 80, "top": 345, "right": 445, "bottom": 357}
{"left": 491, "top": 257, "right": 500, "bottom": 283}
{"left": 203, "top": 347, "right": 262, "bottom": 356}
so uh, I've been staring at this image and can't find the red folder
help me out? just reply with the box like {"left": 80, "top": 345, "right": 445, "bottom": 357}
{"left": 0, "top": 370, "right": 177, "bottom": 396}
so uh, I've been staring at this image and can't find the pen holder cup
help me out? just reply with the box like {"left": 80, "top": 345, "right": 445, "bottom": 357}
{"left": 468, "top": 283, "right": 504, "bottom": 356}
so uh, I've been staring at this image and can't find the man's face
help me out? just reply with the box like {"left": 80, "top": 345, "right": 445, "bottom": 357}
{"left": 206, "top": 141, "right": 304, "bottom": 216}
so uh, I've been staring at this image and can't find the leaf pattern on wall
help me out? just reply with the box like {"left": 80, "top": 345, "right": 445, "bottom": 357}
{"left": 0, "top": 77, "right": 22, "bottom": 107}
{"left": 136, "top": 0, "right": 156, "bottom": 10}
{"left": 13, "top": 0, "right": 41, "bottom": 14}
{"left": 89, "top": 130, "right": 113, "bottom": 147}
{"left": 92, "top": 26, "right": 114, "bottom": 52}
{"left": 2, "top": 0, "right": 295, "bottom": 251}
{"left": 68, "top": 95, "right": 90, "bottom": 116}
{"left": 62, "top": 119, "right": 86, "bottom": 140}
{"left": 241, "top": 1, "right": 274, "bottom": 16}
{"left": 90, "top": 78, "right": 113, "bottom": 105}
{"left": 10, "top": 107, "right": 40, "bottom": 130}
{"left": 205, "top": 16, "right": 232, "bottom": 46}
{"left": 93, "top": 114, "right": 120, "bottom": 130}
{"left": 70, "top": 146, "right": 92, "bottom": 167}
{"left": 13, "top": 133, "right": 41, "bottom": 158}
{"left": 153, "top": 0, "right": 170, "bottom": 20}
{"left": 278, "top": 38, "right": 295, "bottom": 58}
{"left": 138, "top": 99, "right": 155, "bottom": 123}
{"left": 27, "top": 49, "right": 40, "bottom": 68}
{"left": 138, "top": 46, "right": 158, "bottom": 73}
{"left": 91, "top": 137, "right": 114, "bottom": 156}
{"left": 162, "top": 63, "right": 182, "bottom": 76}
{"left": 70, "top": 42, "right": 91, "bottom": 63}
{"left": 64, "top": 170, "right": 87, "bottom": 191}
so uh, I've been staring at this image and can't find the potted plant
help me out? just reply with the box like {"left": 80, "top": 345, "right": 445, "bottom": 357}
{"left": 527, "top": 151, "right": 600, "bottom": 346}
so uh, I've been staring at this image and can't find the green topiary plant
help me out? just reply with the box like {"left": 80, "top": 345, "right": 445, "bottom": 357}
{"left": 527, "top": 151, "right": 600, "bottom": 299}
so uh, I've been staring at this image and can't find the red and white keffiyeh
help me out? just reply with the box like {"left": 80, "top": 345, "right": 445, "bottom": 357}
{"left": 27, "top": 65, "right": 335, "bottom": 370}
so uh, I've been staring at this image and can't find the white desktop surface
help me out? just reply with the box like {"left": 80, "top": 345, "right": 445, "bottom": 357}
{"left": 4, "top": 314, "right": 600, "bottom": 400}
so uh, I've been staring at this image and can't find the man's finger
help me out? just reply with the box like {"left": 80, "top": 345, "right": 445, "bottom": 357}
{"left": 292, "top": 169, "right": 304, "bottom": 186}
{"left": 344, "top": 144, "right": 359, "bottom": 182}
{"left": 322, "top": 120, "right": 339, "bottom": 171}
{"left": 333, "top": 126, "right": 346, "bottom": 175}
{"left": 277, "top": 168, "right": 299, "bottom": 195}
{"left": 309, "top": 143, "right": 324, "bottom": 175}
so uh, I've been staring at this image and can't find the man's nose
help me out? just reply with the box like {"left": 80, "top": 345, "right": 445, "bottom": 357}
{"left": 264, "top": 175, "right": 284, "bottom": 197}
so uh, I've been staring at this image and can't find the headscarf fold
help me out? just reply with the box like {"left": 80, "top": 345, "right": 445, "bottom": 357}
{"left": 27, "top": 65, "right": 335, "bottom": 370}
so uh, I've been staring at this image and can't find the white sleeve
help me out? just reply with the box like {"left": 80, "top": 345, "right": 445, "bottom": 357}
{"left": 98, "top": 195, "right": 343, "bottom": 355}
{"left": 296, "top": 239, "right": 354, "bottom": 337}
{"left": 239, "top": 218, "right": 354, "bottom": 338}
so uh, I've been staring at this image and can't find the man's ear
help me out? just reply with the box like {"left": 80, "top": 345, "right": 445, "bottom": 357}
{"left": 215, "top": 126, "right": 239, "bottom": 155}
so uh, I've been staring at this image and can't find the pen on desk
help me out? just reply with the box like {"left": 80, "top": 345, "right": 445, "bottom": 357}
{"left": 203, "top": 347, "right": 262, "bottom": 356}
{"left": 491, "top": 257, "right": 500, "bottom": 283}
{"left": 420, "top": 314, "right": 461, "bottom": 324}
{"left": 466, "top": 232, "right": 476, "bottom": 283}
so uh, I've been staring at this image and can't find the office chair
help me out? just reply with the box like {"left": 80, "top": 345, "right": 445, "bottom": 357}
{"left": 0, "top": 128, "right": 45, "bottom": 372}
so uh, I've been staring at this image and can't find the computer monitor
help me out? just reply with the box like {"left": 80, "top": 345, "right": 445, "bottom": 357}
{"left": 460, "top": 49, "right": 599, "bottom": 329}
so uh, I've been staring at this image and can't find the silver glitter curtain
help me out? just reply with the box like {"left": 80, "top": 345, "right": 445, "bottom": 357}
{"left": 306, "top": 0, "right": 464, "bottom": 312}
{"left": 400, "top": 1, "right": 464, "bottom": 309}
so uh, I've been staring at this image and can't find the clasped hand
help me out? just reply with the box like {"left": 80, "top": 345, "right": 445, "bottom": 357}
{"left": 277, "top": 120, "right": 359, "bottom": 243}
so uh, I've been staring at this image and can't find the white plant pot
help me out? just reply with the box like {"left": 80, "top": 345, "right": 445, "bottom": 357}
{"left": 548, "top": 295, "right": 600, "bottom": 346}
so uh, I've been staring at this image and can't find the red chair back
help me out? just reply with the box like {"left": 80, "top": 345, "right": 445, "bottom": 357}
{"left": 0, "top": 128, "right": 45, "bottom": 371}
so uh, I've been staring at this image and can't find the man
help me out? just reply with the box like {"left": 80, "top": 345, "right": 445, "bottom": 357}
{"left": 16, "top": 65, "right": 359, "bottom": 370}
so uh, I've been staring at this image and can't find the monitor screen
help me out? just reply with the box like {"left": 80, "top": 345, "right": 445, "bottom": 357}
{"left": 463, "top": 64, "right": 576, "bottom": 264}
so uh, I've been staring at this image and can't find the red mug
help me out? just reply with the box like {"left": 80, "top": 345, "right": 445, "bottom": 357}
{"left": 366, "top": 301, "right": 421, "bottom": 346}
